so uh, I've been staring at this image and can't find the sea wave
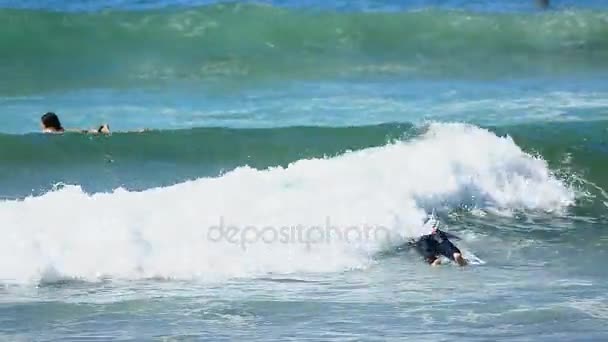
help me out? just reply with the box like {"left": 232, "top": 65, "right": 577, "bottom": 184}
{"left": 0, "top": 123, "right": 577, "bottom": 284}
{"left": 2, "top": 5, "right": 608, "bottom": 94}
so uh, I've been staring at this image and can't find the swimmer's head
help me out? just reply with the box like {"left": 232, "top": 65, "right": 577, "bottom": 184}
{"left": 41, "top": 112, "right": 64, "bottom": 132}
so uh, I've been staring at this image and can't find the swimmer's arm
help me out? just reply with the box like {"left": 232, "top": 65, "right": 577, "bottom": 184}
{"left": 93, "top": 124, "right": 110, "bottom": 134}
{"left": 65, "top": 124, "right": 110, "bottom": 134}
{"left": 63, "top": 128, "right": 86, "bottom": 133}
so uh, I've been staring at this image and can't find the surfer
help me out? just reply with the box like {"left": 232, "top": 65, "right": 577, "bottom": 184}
{"left": 41, "top": 112, "right": 110, "bottom": 134}
{"left": 413, "top": 224, "right": 468, "bottom": 266}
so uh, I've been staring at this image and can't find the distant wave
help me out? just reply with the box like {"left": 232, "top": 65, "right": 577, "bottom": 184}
{"left": 2, "top": 5, "right": 608, "bottom": 94}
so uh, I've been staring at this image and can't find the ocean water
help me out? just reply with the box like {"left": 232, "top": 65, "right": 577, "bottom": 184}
{"left": 1, "top": 0, "right": 608, "bottom": 340}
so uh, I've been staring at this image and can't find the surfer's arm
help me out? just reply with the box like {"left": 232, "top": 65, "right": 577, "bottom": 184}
{"left": 435, "top": 229, "right": 461, "bottom": 241}
{"left": 70, "top": 124, "right": 110, "bottom": 134}
{"left": 64, "top": 124, "right": 110, "bottom": 134}
{"left": 92, "top": 124, "right": 110, "bottom": 134}
{"left": 453, "top": 253, "right": 468, "bottom": 266}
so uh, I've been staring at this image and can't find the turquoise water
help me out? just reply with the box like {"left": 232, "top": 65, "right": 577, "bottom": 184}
{"left": 1, "top": 0, "right": 608, "bottom": 340}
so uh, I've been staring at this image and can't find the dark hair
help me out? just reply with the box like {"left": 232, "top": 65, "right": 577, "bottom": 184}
{"left": 41, "top": 112, "right": 63, "bottom": 131}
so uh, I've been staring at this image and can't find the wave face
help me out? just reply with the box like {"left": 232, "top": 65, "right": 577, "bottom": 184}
{"left": 1, "top": 121, "right": 607, "bottom": 197}
{"left": 0, "top": 124, "right": 413, "bottom": 196}
{"left": 2, "top": 5, "right": 608, "bottom": 94}
{"left": 0, "top": 124, "right": 412, "bottom": 166}
{"left": 0, "top": 123, "right": 577, "bottom": 284}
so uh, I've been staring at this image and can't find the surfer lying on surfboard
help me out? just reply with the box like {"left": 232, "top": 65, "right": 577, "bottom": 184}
{"left": 411, "top": 217, "right": 468, "bottom": 266}
{"left": 414, "top": 227, "right": 468, "bottom": 266}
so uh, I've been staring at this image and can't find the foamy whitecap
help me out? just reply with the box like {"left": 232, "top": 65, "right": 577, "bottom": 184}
{"left": 0, "top": 123, "right": 575, "bottom": 284}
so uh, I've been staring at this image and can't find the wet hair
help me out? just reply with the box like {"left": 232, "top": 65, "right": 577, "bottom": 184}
{"left": 41, "top": 112, "right": 63, "bottom": 131}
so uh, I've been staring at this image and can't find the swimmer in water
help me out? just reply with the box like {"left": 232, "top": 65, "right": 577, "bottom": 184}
{"left": 41, "top": 112, "right": 110, "bottom": 134}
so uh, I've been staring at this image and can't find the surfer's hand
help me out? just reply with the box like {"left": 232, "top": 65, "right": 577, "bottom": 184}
{"left": 454, "top": 253, "right": 468, "bottom": 266}
{"left": 98, "top": 124, "right": 110, "bottom": 134}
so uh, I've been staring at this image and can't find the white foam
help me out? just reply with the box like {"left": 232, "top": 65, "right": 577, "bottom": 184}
{"left": 0, "top": 123, "right": 575, "bottom": 284}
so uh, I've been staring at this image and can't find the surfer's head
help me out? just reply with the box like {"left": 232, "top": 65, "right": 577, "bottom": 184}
{"left": 41, "top": 112, "right": 64, "bottom": 133}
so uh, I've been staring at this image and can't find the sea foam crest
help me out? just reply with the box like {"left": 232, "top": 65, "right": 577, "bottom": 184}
{"left": 0, "top": 123, "right": 574, "bottom": 283}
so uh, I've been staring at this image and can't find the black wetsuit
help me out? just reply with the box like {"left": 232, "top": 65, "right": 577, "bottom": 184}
{"left": 414, "top": 229, "right": 462, "bottom": 264}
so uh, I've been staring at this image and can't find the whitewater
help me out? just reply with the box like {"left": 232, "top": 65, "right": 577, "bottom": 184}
{"left": 0, "top": 124, "right": 575, "bottom": 284}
